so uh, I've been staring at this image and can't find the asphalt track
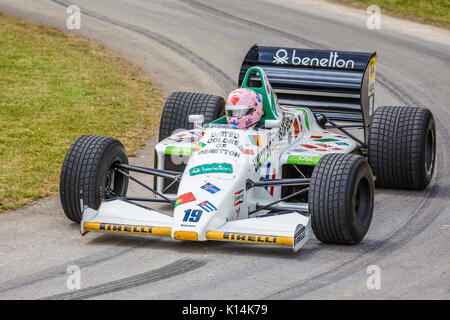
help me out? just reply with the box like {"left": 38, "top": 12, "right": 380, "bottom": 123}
{"left": 0, "top": 0, "right": 449, "bottom": 299}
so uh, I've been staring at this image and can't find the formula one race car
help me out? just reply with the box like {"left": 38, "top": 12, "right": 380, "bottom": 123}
{"left": 60, "top": 45, "right": 436, "bottom": 252}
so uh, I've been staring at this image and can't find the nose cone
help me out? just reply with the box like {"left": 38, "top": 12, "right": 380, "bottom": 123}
{"left": 171, "top": 127, "right": 258, "bottom": 240}
{"left": 172, "top": 176, "right": 233, "bottom": 240}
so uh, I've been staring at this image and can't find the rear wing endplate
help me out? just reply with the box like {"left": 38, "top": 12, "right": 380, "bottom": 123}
{"left": 238, "top": 45, "right": 376, "bottom": 131}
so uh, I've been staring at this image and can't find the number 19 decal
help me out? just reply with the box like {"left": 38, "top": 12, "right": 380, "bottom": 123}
{"left": 183, "top": 209, "right": 203, "bottom": 222}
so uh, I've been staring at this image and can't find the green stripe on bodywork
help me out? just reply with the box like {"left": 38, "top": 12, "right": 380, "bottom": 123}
{"left": 313, "top": 138, "right": 339, "bottom": 142}
{"left": 287, "top": 155, "right": 321, "bottom": 166}
{"left": 299, "top": 109, "right": 310, "bottom": 130}
{"left": 165, "top": 146, "right": 193, "bottom": 156}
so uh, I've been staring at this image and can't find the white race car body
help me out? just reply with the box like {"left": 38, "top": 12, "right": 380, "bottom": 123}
{"left": 81, "top": 68, "right": 358, "bottom": 252}
{"left": 63, "top": 45, "right": 434, "bottom": 252}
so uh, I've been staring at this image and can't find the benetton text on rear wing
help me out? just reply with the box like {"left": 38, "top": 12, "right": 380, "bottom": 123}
{"left": 238, "top": 44, "right": 376, "bottom": 133}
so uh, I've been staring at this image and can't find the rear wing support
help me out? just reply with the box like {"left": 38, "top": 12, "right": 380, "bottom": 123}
{"left": 238, "top": 45, "right": 376, "bottom": 140}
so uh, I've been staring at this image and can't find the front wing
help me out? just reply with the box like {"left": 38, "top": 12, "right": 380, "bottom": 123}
{"left": 81, "top": 199, "right": 311, "bottom": 252}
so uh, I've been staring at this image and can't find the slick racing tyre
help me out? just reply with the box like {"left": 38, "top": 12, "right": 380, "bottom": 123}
{"left": 158, "top": 92, "right": 225, "bottom": 141}
{"left": 309, "top": 154, "right": 375, "bottom": 244}
{"left": 368, "top": 106, "right": 436, "bottom": 190}
{"left": 60, "top": 135, "right": 129, "bottom": 223}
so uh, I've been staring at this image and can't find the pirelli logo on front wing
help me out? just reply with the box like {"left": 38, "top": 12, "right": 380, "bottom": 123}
{"left": 206, "top": 231, "right": 293, "bottom": 246}
{"left": 84, "top": 222, "right": 171, "bottom": 236}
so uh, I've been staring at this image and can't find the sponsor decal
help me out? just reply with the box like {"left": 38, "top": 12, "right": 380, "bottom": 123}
{"left": 251, "top": 114, "right": 294, "bottom": 171}
{"left": 170, "top": 137, "right": 184, "bottom": 143}
{"left": 248, "top": 135, "right": 261, "bottom": 146}
{"left": 238, "top": 145, "right": 254, "bottom": 155}
{"left": 335, "top": 135, "right": 349, "bottom": 139}
{"left": 201, "top": 182, "right": 221, "bottom": 194}
{"left": 190, "top": 131, "right": 204, "bottom": 137}
{"left": 84, "top": 222, "right": 171, "bottom": 236}
{"left": 194, "top": 142, "right": 206, "bottom": 151}
{"left": 182, "top": 209, "right": 203, "bottom": 222}
{"left": 279, "top": 114, "right": 295, "bottom": 141}
{"left": 234, "top": 189, "right": 244, "bottom": 206}
{"left": 336, "top": 141, "right": 350, "bottom": 146}
{"left": 369, "top": 56, "right": 376, "bottom": 83}
{"left": 187, "top": 137, "right": 200, "bottom": 143}
{"left": 332, "top": 147, "right": 342, "bottom": 151}
{"left": 165, "top": 146, "right": 194, "bottom": 156}
{"left": 175, "top": 192, "right": 196, "bottom": 207}
{"left": 170, "top": 135, "right": 201, "bottom": 143}
{"left": 253, "top": 144, "right": 271, "bottom": 171}
{"left": 197, "top": 148, "right": 240, "bottom": 158}
{"left": 205, "top": 231, "right": 294, "bottom": 245}
{"left": 310, "top": 135, "right": 322, "bottom": 139}
{"left": 100, "top": 223, "right": 152, "bottom": 233}
{"left": 273, "top": 49, "right": 356, "bottom": 69}
{"left": 207, "top": 131, "right": 240, "bottom": 147}
{"left": 189, "top": 163, "right": 233, "bottom": 176}
{"left": 222, "top": 232, "right": 280, "bottom": 244}
{"left": 235, "top": 207, "right": 241, "bottom": 219}
{"left": 197, "top": 200, "right": 217, "bottom": 213}
{"left": 287, "top": 155, "right": 321, "bottom": 166}
{"left": 294, "top": 225, "right": 306, "bottom": 247}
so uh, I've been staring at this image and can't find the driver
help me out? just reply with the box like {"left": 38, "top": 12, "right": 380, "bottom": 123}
{"left": 225, "top": 88, "right": 263, "bottom": 129}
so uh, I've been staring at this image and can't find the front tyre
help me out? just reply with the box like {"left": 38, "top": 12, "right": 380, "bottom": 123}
{"left": 309, "top": 154, "right": 375, "bottom": 244}
{"left": 59, "top": 135, "right": 129, "bottom": 223}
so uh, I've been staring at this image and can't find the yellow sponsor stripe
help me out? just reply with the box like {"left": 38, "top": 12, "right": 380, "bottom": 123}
{"left": 83, "top": 222, "right": 171, "bottom": 236}
{"left": 206, "top": 231, "right": 293, "bottom": 246}
{"left": 369, "top": 56, "right": 376, "bottom": 83}
{"left": 173, "top": 230, "right": 199, "bottom": 241}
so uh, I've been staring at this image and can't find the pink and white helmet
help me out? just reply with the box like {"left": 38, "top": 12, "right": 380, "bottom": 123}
{"left": 225, "top": 88, "right": 263, "bottom": 129}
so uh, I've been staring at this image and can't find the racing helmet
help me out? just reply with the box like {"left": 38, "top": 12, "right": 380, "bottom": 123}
{"left": 225, "top": 88, "right": 263, "bottom": 129}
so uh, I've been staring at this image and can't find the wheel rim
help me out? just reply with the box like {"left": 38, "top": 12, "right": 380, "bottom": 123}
{"left": 425, "top": 126, "right": 435, "bottom": 177}
{"left": 354, "top": 177, "right": 371, "bottom": 225}
{"left": 104, "top": 168, "right": 116, "bottom": 198}
{"left": 103, "top": 161, "right": 126, "bottom": 199}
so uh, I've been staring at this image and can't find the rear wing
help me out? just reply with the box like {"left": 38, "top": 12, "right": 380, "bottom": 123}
{"left": 238, "top": 45, "right": 376, "bottom": 129}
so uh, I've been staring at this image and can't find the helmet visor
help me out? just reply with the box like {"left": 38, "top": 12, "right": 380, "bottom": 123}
{"left": 225, "top": 105, "right": 253, "bottom": 118}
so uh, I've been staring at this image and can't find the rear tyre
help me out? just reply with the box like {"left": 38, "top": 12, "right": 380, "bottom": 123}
{"left": 309, "top": 154, "right": 375, "bottom": 244}
{"left": 158, "top": 92, "right": 225, "bottom": 141}
{"left": 368, "top": 106, "right": 436, "bottom": 190}
{"left": 60, "top": 135, "right": 129, "bottom": 223}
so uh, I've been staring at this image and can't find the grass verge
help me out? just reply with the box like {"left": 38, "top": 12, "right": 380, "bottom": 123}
{"left": 328, "top": 0, "right": 450, "bottom": 29}
{"left": 0, "top": 13, "right": 164, "bottom": 211}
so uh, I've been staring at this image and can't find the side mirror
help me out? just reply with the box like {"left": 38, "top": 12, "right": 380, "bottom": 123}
{"left": 189, "top": 114, "right": 204, "bottom": 128}
{"left": 315, "top": 113, "right": 328, "bottom": 129}
{"left": 264, "top": 119, "right": 281, "bottom": 129}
